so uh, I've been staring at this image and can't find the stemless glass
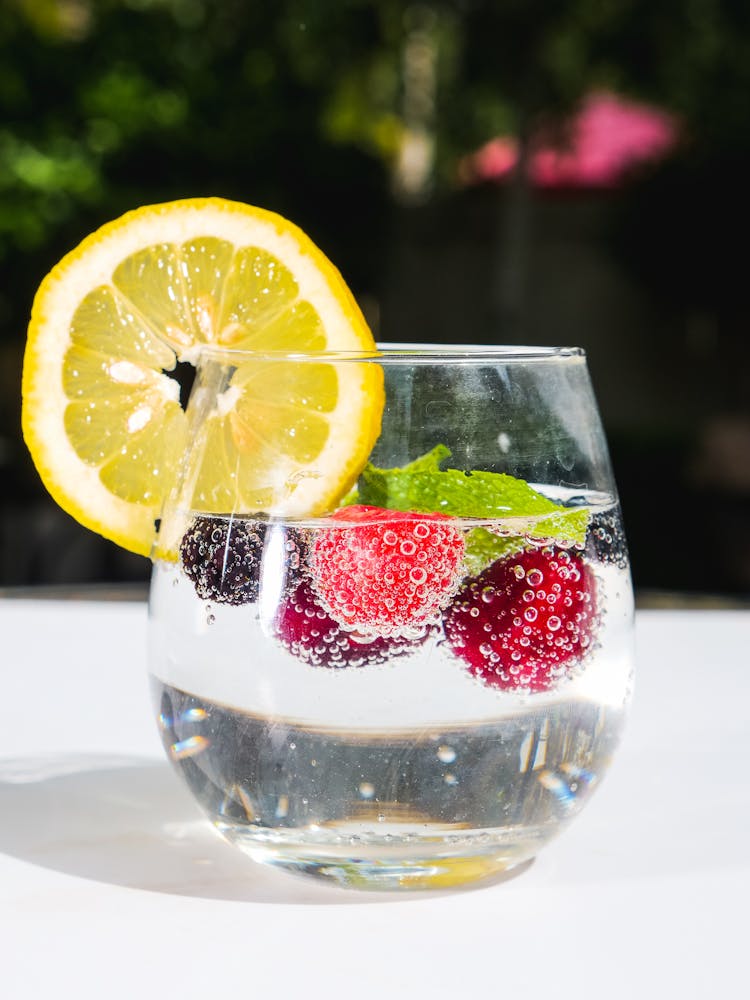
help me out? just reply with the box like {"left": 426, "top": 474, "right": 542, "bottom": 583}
{"left": 148, "top": 345, "right": 634, "bottom": 891}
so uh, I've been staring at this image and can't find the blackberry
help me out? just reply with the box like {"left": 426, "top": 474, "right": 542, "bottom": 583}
{"left": 180, "top": 516, "right": 308, "bottom": 606}
{"left": 587, "top": 505, "right": 630, "bottom": 570}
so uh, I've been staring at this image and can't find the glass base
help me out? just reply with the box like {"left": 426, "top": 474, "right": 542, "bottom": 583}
{"left": 218, "top": 824, "right": 538, "bottom": 891}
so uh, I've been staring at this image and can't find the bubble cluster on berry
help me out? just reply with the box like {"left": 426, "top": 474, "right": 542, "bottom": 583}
{"left": 311, "top": 506, "right": 465, "bottom": 635}
{"left": 274, "top": 579, "right": 431, "bottom": 668}
{"left": 443, "top": 546, "right": 598, "bottom": 692}
{"left": 588, "top": 506, "right": 629, "bottom": 569}
{"left": 179, "top": 516, "right": 306, "bottom": 606}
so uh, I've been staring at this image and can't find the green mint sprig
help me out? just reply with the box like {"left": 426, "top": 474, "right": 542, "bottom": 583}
{"left": 344, "top": 444, "right": 589, "bottom": 575}
{"left": 462, "top": 528, "right": 526, "bottom": 577}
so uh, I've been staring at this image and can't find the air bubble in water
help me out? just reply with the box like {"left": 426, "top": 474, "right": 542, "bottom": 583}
{"left": 437, "top": 745, "right": 457, "bottom": 764}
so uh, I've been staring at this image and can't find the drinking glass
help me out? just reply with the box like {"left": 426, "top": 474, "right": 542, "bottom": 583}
{"left": 148, "top": 345, "right": 634, "bottom": 891}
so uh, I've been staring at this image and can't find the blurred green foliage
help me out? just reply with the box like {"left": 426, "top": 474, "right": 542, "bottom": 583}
{"left": 1, "top": 0, "right": 749, "bottom": 372}
{"left": 3, "top": 0, "right": 750, "bottom": 591}
{"left": 3, "top": 0, "right": 750, "bottom": 307}
{"left": 0, "top": 0, "right": 402, "bottom": 334}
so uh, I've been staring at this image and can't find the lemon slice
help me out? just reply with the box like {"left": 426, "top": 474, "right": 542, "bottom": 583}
{"left": 22, "top": 197, "right": 383, "bottom": 556}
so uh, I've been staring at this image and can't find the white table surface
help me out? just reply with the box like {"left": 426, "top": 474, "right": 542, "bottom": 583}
{"left": 1, "top": 598, "right": 747, "bottom": 999}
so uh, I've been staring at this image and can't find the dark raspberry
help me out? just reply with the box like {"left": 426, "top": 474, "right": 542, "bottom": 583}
{"left": 275, "top": 578, "right": 432, "bottom": 668}
{"left": 443, "top": 546, "right": 597, "bottom": 692}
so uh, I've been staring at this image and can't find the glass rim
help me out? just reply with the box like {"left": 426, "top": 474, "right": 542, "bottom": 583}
{"left": 187, "top": 342, "right": 587, "bottom": 364}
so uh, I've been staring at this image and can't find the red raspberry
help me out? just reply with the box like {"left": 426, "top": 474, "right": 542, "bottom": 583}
{"left": 311, "top": 505, "right": 465, "bottom": 634}
{"left": 443, "top": 546, "right": 597, "bottom": 692}
{"left": 274, "top": 579, "right": 431, "bottom": 668}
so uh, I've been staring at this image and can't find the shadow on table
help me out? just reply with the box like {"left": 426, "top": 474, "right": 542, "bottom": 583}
{"left": 0, "top": 754, "right": 528, "bottom": 904}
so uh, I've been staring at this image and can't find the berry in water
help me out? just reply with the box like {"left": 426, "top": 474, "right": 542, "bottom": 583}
{"left": 443, "top": 546, "right": 597, "bottom": 691}
{"left": 311, "top": 505, "right": 465, "bottom": 634}
{"left": 274, "top": 578, "right": 431, "bottom": 668}
{"left": 180, "top": 516, "right": 306, "bottom": 606}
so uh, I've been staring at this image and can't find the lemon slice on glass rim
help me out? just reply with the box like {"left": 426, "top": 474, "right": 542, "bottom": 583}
{"left": 21, "top": 197, "right": 384, "bottom": 557}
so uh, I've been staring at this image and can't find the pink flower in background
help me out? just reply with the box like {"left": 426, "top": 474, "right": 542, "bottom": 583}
{"left": 463, "top": 92, "right": 680, "bottom": 190}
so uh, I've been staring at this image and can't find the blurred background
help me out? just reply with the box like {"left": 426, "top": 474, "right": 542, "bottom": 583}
{"left": 1, "top": 0, "right": 750, "bottom": 602}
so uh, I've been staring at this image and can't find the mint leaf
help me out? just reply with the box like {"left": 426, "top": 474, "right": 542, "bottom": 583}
{"left": 464, "top": 528, "right": 525, "bottom": 576}
{"left": 346, "top": 444, "right": 450, "bottom": 508}
{"left": 354, "top": 448, "right": 586, "bottom": 537}
{"left": 345, "top": 445, "right": 589, "bottom": 561}
{"left": 533, "top": 508, "right": 590, "bottom": 544}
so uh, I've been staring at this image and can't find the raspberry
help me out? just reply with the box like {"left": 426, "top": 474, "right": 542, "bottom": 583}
{"left": 443, "top": 546, "right": 597, "bottom": 692}
{"left": 275, "top": 578, "right": 430, "bottom": 668}
{"left": 180, "top": 516, "right": 305, "bottom": 606}
{"left": 311, "top": 505, "right": 465, "bottom": 634}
